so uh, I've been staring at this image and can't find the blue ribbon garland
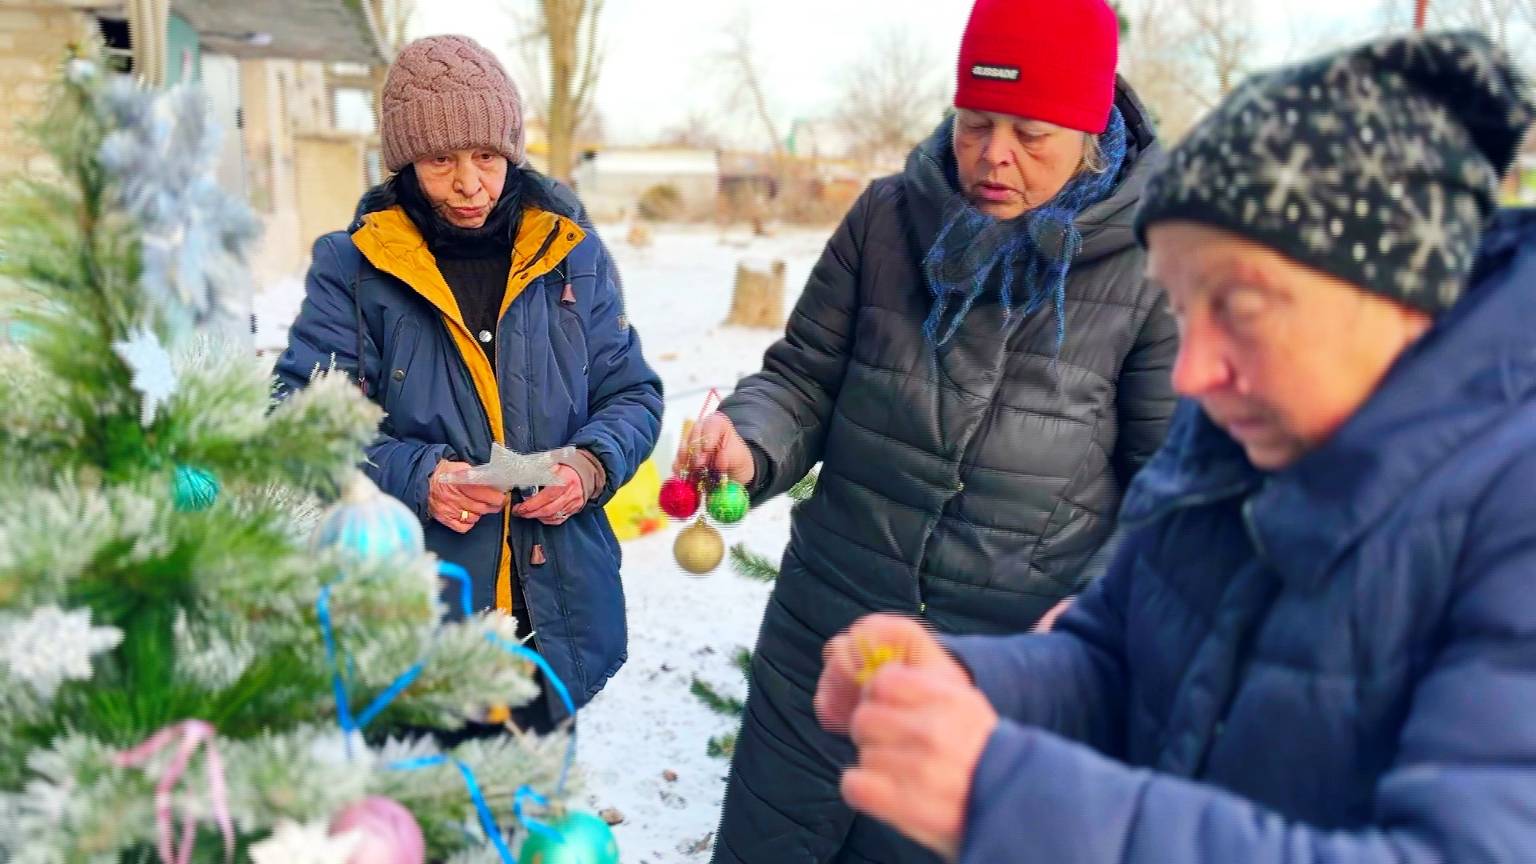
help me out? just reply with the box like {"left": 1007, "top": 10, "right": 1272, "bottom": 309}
{"left": 386, "top": 755, "right": 518, "bottom": 862}
{"left": 319, "top": 559, "right": 578, "bottom": 853}
{"left": 486, "top": 632, "right": 577, "bottom": 792}
{"left": 513, "top": 785, "right": 561, "bottom": 842}
{"left": 437, "top": 563, "right": 578, "bottom": 793}
{"left": 316, "top": 583, "right": 426, "bottom": 749}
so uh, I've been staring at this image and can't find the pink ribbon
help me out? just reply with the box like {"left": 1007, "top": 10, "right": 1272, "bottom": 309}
{"left": 114, "top": 719, "right": 235, "bottom": 864}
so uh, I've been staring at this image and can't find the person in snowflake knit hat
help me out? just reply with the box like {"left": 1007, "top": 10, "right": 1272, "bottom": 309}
{"left": 1134, "top": 29, "right": 1530, "bottom": 315}
{"left": 811, "top": 31, "right": 1536, "bottom": 864}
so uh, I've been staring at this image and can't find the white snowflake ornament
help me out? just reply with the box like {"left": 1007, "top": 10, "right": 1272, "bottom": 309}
{"left": 438, "top": 443, "right": 572, "bottom": 493}
{"left": 113, "top": 325, "right": 179, "bottom": 427}
{"left": 249, "top": 820, "right": 361, "bottom": 864}
{"left": 0, "top": 606, "right": 122, "bottom": 698}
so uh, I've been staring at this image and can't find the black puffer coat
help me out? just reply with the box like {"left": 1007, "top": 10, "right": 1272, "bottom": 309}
{"left": 712, "top": 82, "right": 1177, "bottom": 863}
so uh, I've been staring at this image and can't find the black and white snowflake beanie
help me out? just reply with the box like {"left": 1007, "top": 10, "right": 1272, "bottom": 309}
{"left": 1135, "top": 31, "right": 1535, "bottom": 315}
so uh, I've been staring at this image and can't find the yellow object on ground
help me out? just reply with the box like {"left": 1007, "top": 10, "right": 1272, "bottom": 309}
{"left": 604, "top": 457, "right": 665, "bottom": 541}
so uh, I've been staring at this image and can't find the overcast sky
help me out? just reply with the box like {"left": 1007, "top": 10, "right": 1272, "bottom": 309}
{"left": 409, "top": 1, "right": 1455, "bottom": 147}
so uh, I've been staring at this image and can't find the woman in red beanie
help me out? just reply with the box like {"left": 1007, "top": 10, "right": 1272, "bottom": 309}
{"left": 682, "top": 1, "right": 1177, "bottom": 861}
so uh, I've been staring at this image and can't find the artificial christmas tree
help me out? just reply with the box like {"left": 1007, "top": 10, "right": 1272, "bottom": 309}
{"left": 0, "top": 49, "right": 596, "bottom": 863}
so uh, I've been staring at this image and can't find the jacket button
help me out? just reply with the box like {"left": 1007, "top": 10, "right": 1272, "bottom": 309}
{"left": 567, "top": 232, "right": 575, "bottom": 240}
{"left": 391, "top": 369, "right": 405, "bottom": 381}
{"left": 956, "top": 481, "right": 966, "bottom": 493}
{"left": 478, "top": 329, "right": 493, "bottom": 344}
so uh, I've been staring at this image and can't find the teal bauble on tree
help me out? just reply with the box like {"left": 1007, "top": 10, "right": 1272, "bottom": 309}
{"left": 310, "top": 472, "right": 425, "bottom": 562}
{"left": 172, "top": 464, "right": 220, "bottom": 512}
{"left": 517, "top": 811, "right": 619, "bottom": 864}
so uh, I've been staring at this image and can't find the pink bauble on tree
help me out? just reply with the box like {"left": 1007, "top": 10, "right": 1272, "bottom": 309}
{"left": 329, "top": 797, "right": 425, "bottom": 864}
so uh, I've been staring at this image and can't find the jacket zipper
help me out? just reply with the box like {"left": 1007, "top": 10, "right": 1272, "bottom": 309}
{"left": 1241, "top": 489, "right": 1270, "bottom": 563}
{"left": 435, "top": 314, "right": 507, "bottom": 608}
{"left": 1121, "top": 480, "right": 1258, "bottom": 530}
{"left": 508, "top": 222, "right": 563, "bottom": 654}
{"left": 513, "top": 224, "right": 562, "bottom": 282}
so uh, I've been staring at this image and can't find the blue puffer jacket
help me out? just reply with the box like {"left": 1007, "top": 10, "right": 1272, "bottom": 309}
{"left": 275, "top": 187, "right": 662, "bottom": 713}
{"left": 947, "top": 209, "right": 1536, "bottom": 862}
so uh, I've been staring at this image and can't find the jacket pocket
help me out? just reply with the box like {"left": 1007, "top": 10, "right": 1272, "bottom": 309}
{"left": 380, "top": 317, "right": 422, "bottom": 419}
{"left": 555, "top": 302, "right": 590, "bottom": 372}
{"left": 552, "top": 295, "right": 593, "bottom": 420}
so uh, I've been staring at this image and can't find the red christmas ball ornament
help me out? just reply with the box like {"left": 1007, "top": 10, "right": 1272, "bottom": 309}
{"left": 659, "top": 476, "right": 701, "bottom": 519}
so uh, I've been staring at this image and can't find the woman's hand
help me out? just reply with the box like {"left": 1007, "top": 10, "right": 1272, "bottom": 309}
{"left": 512, "top": 464, "right": 587, "bottom": 526}
{"left": 429, "top": 460, "right": 508, "bottom": 534}
{"left": 841, "top": 663, "right": 996, "bottom": 863}
{"left": 816, "top": 613, "right": 972, "bottom": 734}
{"left": 674, "top": 412, "right": 755, "bottom": 487}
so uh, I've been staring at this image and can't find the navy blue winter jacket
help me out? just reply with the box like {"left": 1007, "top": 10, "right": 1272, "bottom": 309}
{"left": 949, "top": 209, "right": 1536, "bottom": 862}
{"left": 276, "top": 187, "right": 661, "bottom": 713}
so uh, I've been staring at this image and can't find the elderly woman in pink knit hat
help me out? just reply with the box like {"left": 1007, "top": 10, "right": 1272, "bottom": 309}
{"left": 277, "top": 35, "right": 662, "bottom": 735}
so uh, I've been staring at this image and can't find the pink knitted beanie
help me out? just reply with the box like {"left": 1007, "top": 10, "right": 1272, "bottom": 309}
{"left": 380, "top": 35, "right": 524, "bottom": 172}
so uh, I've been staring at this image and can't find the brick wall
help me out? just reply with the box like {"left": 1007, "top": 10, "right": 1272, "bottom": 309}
{"left": 0, "top": 4, "right": 96, "bottom": 175}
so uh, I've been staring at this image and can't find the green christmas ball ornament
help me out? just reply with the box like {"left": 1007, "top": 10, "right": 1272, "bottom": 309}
{"left": 517, "top": 811, "right": 619, "bottom": 864}
{"left": 706, "top": 480, "right": 750, "bottom": 524}
{"left": 172, "top": 464, "right": 220, "bottom": 512}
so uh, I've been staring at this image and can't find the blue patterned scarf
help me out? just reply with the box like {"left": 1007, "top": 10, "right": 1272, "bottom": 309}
{"left": 922, "top": 106, "right": 1129, "bottom": 354}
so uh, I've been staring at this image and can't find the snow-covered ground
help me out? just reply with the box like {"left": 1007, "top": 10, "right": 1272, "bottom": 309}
{"left": 253, "top": 223, "right": 836, "bottom": 862}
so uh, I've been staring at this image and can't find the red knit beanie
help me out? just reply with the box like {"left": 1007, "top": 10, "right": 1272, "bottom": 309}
{"left": 955, "top": 0, "right": 1119, "bottom": 134}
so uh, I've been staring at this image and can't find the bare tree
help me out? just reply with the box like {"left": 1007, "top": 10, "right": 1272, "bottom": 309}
{"left": 1376, "top": 0, "right": 1535, "bottom": 73}
{"left": 1434, "top": 0, "right": 1522, "bottom": 46}
{"left": 1185, "top": 0, "right": 1259, "bottom": 103}
{"left": 365, "top": 0, "right": 415, "bottom": 56}
{"left": 718, "top": 13, "right": 786, "bottom": 159}
{"left": 1120, "top": 0, "right": 1207, "bottom": 140}
{"left": 832, "top": 29, "right": 946, "bottom": 170}
{"left": 508, "top": 0, "right": 605, "bottom": 182}
{"left": 658, "top": 109, "right": 724, "bottom": 150}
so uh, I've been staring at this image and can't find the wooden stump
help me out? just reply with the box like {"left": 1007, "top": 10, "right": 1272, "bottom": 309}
{"left": 725, "top": 259, "right": 785, "bottom": 329}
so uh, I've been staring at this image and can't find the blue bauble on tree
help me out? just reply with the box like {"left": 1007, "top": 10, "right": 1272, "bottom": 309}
{"left": 310, "top": 472, "right": 425, "bottom": 562}
{"left": 172, "top": 464, "right": 220, "bottom": 512}
{"left": 517, "top": 811, "right": 619, "bottom": 864}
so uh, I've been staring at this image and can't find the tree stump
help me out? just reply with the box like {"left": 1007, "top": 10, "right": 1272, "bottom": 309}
{"left": 626, "top": 222, "right": 653, "bottom": 248}
{"left": 725, "top": 259, "right": 785, "bottom": 329}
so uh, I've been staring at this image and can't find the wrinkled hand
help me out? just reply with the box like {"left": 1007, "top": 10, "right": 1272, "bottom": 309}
{"left": 816, "top": 613, "right": 972, "bottom": 733}
{"left": 674, "top": 412, "right": 755, "bottom": 487}
{"left": 512, "top": 464, "right": 586, "bottom": 526}
{"left": 842, "top": 663, "right": 997, "bottom": 863}
{"left": 430, "top": 460, "right": 508, "bottom": 534}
